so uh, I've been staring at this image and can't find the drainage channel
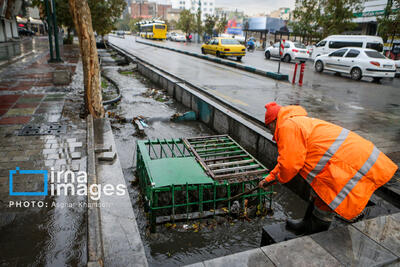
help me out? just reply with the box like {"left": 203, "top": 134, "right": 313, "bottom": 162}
{"left": 103, "top": 45, "right": 400, "bottom": 266}
{"left": 98, "top": 49, "right": 309, "bottom": 266}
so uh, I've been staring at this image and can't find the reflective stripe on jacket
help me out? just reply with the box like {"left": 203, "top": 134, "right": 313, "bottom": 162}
{"left": 267, "top": 105, "right": 398, "bottom": 220}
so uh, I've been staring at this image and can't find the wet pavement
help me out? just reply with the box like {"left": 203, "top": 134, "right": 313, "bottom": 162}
{"left": 137, "top": 37, "right": 400, "bottom": 88}
{"left": 99, "top": 50, "right": 310, "bottom": 266}
{"left": 109, "top": 36, "right": 400, "bottom": 168}
{"left": 0, "top": 37, "right": 41, "bottom": 64}
{"left": 0, "top": 38, "right": 86, "bottom": 266}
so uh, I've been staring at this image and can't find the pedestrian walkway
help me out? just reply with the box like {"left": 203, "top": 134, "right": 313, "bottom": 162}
{"left": 0, "top": 38, "right": 87, "bottom": 266}
{"left": 187, "top": 212, "right": 400, "bottom": 266}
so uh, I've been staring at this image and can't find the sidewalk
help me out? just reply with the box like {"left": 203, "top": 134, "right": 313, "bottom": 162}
{"left": 0, "top": 38, "right": 87, "bottom": 265}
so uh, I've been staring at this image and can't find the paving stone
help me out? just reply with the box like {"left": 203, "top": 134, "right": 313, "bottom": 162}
{"left": 95, "top": 145, "right": 112, "bottom": 153}
{"left": 13, "top": 103, "right": 39, "bottom": 109}
{"left": 98, "top": 152, "right": 116, "bottom": 161}
{"left": 352, "top": 213, "right": 400, "bottom": 257}
{"left": 0, "top": 95, "right": 20, "bottom": 103}
{"left": 311, "top": 226, "right": 398, "bottom": 266}
{"left": 185, "top": 263, "right": 205, "bottom": 267}
{"left": 69, "top": 142, "right": 83, "bottom": 148}
{"left": 11, "top": 156, "right": 31, "bottom": 162}
{"left": 203, "top": 248, "right": 274, "bottom": 267}
{"left": 52, "top": 70, "right": 71, "bottom": 85}
{"left": 17, "top": 96, "right": 43, "bottom": 103}
{"left": 46, "top": 153, "right": 59, "bottom": 160}
{"left": 71, "top": 152, "right": 81, "bottom": 160}
{"left": 5, "top": 108, "right": 36, "bottom": 116}
{"left": 71, "top": 163, "right": 80, "bottom": 172}
{"left": 42, "top": 148, "right": 58, "bottom": 155}
{"left": 44, "top": 160, "right": 55, "bottom": 167}
{"left": 0, "top": 116, "right": 31, "bottom": 125}
{"left": 261, "top": 236, "right": 340, "bottom": 266}
{"left": 66, "top": 138, "right": 76, "bottom": 143}
{"left": 50, "top": 144, "right": 59, "bottom": 149}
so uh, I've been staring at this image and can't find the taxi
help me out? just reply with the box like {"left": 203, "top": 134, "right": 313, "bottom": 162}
{"left": 201, "top": 37, "right": 246, "bottom": 61}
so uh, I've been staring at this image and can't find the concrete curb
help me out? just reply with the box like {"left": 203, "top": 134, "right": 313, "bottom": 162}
{"left": 94, "top": 118, "right": 148, "bottom": 267}
{"left": 86, "top": 115, "right": 104, "bottom": 267}
{"left": 135, "top": 39, "right": 289, "bottom": 81}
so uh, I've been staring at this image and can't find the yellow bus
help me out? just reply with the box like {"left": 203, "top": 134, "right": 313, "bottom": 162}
{"left": 139, "top": 22, "right": 167, "bottom": 40}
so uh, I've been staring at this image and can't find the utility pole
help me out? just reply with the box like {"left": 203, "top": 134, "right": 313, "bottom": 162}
{"left": 44, "top": 0, "right": 63, "bottom": 63}
{"left": 44, "top": 0, "right": 55, "bottom": 61}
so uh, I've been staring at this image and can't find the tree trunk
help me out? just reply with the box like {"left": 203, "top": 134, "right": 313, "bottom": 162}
{"left": 68, "top": 0, "right": 104, "bottom": 118}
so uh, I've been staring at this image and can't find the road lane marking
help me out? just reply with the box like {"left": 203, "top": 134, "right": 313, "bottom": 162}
{"left": 206, "top": 88, "right": 249, "bottom": 106}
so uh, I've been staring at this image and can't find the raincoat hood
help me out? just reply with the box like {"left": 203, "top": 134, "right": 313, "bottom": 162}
{"left": 274, "top": 105, "right": 308, "bottom": 140}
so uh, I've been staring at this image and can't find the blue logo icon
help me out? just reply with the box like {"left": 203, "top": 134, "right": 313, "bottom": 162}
{"left": 9, "top": 167, "right": 48, "bottom": 196}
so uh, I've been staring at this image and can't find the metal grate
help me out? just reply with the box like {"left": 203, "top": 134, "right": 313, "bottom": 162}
{"left": 136, "top": 135, "right": 273, "bottom": 232}
{"left": 18, "top": 123, "right": 67, "bottom": 136}
{"left": 183, "top": 135, "right": 268, "bottom": 183}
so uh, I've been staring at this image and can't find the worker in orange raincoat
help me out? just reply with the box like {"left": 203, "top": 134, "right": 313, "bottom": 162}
{"left": 259, "top": 102, "right": 398, "bottom": 234}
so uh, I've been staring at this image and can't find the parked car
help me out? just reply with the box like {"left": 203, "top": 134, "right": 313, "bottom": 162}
{"left": 312, "top": 35, "right": 383, "bottom": 60}
{"left": 18, "top": 27, "right": 35, "bottom": 36}
{"left": 395, "top": 60, "right": 400, "bottom": 77}
{"left": 314, "top": 47, "right": 396, "bottom": 82}
{"left": 264, "top": 41, "right": 309, "bottom": 63}
{"left": 201, "top": 37, "right": 246, "bottom": 61}
{"left": 170, "top": 33, "right": 186, "bottom": 42}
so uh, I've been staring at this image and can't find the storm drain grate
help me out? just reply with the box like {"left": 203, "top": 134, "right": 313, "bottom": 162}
{"left": 18, "top": 123, "right": 67, "bottom": 136}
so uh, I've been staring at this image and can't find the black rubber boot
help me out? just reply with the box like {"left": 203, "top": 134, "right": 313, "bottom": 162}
{"left": 286, "top": 201, "right": 314, "bottom": 234}
{"left": 305, "top": 214, "right": 331, "bottom": 235}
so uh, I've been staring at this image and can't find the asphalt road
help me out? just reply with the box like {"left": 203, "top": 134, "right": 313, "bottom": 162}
{"left": 109, "top": 35, "right": 400, "bottom": 162}
{"left": 140, "top": 38, "right": 400, "bottom": 89}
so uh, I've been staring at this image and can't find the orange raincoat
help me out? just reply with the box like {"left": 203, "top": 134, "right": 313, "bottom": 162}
{"left": 266, "top": 105, "right": 398, "bottom": 220}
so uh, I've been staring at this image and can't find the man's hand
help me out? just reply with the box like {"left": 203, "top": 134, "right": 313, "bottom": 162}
{"left": 259, "top": 175, "right": 275, "bottom": 189}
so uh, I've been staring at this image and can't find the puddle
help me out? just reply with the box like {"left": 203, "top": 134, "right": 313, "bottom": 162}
{"left": 99, "top": 50, "right": 308, "bottom": 266}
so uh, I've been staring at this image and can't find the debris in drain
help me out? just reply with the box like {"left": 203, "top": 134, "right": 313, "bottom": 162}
{"left": 133, "top": 118, "right": 145, "bottom": 134}
{"left": 143, "top": 88, "right": 169, "bottom": 102}
{"left": 171, "top": 111, "right": 197, "bottom": 122}
{"left": 108, "top": 112, "right": 128, "bottom": 123}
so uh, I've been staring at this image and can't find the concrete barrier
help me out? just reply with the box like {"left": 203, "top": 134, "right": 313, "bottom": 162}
{"left": 136, "top": 39, "right": 289, "bottom": 82}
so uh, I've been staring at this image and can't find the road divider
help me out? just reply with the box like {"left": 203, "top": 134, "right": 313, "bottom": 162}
{"left": 135, "top": 39, "right": 289, "bottom": 82}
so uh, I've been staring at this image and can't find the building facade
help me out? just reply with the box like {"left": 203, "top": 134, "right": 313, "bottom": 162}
{"left": 0, "top": 0, "right": 22, "bottom": 42}
{"left": 269, "top": 7, "right": 291, "bottom": 20}
{"left": 131, "top": 0, "right": 171, "bottom": 20}
{"left": 166, "top": 8, "right": 181, "bottom": 23}
{"left": 352, "top": 0, "right": 397, "bottom": 35}
{"left": 170, "top": 0, "right": 215, "bottom": 20}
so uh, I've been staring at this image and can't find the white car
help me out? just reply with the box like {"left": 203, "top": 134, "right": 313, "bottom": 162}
{"left": 395, "top": 60, "right": 400, "bottom": 77}
{"left": 265, "top": 41, "right": 309, "bottom": 63}
{"left": 314, "top": 48, "right": 396, "bottom": 82}
{"left": 312, "top": 35, "right": 383, "bottom": 59}
{"left": 171, "top": 34, "right": 186, "bottom": 42}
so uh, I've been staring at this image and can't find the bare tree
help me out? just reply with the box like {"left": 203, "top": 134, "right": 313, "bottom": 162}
{"left": 68, "top": 0, "right": 104, "bottom": 118}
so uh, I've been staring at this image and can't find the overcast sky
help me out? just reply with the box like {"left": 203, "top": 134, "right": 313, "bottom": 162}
{"left": 156, "top": 0, "right": 296, "bottom": 16}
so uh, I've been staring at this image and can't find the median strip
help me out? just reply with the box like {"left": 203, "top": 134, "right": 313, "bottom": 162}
{"left": 135, "top": 39, "right": 289, "bottom": 82}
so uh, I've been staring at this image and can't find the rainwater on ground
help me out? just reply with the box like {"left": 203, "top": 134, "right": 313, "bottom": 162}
{"left": 99, "top": 49, "right": 308, "bottom": 266}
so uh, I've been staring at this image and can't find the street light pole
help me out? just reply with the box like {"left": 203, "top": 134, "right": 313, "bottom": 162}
{"left": 45, "top": 0, "right": 63, "bottom": 63}
{"left": 51, "top": 0, "right": 63, "bottom": 62}
{"left": 44, "top": 0, "right": 55, "bottom": 61}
